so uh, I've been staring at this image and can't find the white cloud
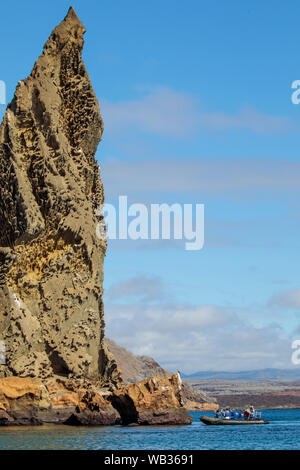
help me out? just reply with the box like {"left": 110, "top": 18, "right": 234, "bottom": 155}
{"left": 104, "top": 276, "right": 293, "bottom": 373}
{"left": 101, "top": 157, "right": 300, "bottom": 197}
{"left": 198, "top": 107, "right": 295, "bottom": 135}
{"left": 270, "top": 288, "right": 300, "bottom": 309}
{"left": 101, "top": 87, "right": 199, "bottom": 137}
{"left": 107, "top": 275, "right": 166, "bottom": 302}
{"left": 101, "top": 86, "right": 297, "bottom": 138}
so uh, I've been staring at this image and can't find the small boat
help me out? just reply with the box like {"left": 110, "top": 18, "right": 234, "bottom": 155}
{"left": 200, "top": 416, "right": 269, "bottom": 426}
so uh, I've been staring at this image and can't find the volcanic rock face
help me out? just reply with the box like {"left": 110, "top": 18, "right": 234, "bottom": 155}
{"left": 106, "top": 338, "right": 218, "bottom": 410}
{"left": 0, "top": 376, "right": 119, "bottom": 425}
{"left": 109, "top": 374, "right": 193, "bottom": 425}
{"left": 0, "top": 7, "right": 121, "bottom": 387}
{"left": 105, "top": 339, "right": 170, "bottom": 384}
{"left": 0, "top": 374, "right": 191, "bottom": 426}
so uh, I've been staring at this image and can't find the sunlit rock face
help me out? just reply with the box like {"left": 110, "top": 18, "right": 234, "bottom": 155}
{"left": 109, "top": 374, "right": 193, "bottom": 425}
{"left": 0, "top": 7, "right": 121, "bottom": 388}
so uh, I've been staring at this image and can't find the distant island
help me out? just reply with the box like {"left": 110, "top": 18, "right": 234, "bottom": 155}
{"left": 182, "top": 368, "right": 300, "bottom": 381}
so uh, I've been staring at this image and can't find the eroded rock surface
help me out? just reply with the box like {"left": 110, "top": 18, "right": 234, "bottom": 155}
{"left": 105, "top": 338, "right": 170, "bottom": 384}
{"left": 106, "top": 338, "right": 218, "bottom": 410}
{"left": 0, "top": 7, "right": 121, "bottom": 387}
{"left": 0, "top": 376, "right": 119, "bottom": 425}
{"left": 0, "top": 9, "right": 195, "bottom": 428}
{"left": 109, "top": 374, "right": 192, "bottom": 425}
{"left": 0, "top": 374, "right": 191, "bottom": 426}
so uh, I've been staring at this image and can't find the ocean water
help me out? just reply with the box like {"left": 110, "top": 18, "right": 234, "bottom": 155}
{"left": 0, "top": 409, "right": 299, "bottom": 450}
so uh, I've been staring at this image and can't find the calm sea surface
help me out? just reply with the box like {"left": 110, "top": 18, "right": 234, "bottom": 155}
{"left": 0, "top": 409, "right": 299, "bottom": 450}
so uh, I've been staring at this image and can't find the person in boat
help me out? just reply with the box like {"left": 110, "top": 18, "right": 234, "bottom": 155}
{"left": 224, "top": 407, "right": 231, "bottom": 419}
{"left": 244, "top": 407, "right": 251, "bottom": 420}
{"left": 215, "top": 409, "right": 221, "bottom": 418}
{"left": 249, "top": 405, "right": 255, "bottom": 418}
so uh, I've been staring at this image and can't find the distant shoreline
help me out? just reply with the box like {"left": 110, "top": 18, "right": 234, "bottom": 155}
{"left": 185, "top": 379, "right": 300, "bottom": 410}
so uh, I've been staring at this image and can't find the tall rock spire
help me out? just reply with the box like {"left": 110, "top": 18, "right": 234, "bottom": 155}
{"left": 0, "top": 8, "right": 121, "bottom": 388}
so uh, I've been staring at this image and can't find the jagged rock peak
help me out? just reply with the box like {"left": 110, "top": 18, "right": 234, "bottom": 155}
{"left": 65, "top": 6, "right": 83, "bottom": 23}
{"left": 0, "top": 8, "right": 121, "bottom": 388}
{"left": 41, "top": 6, "right": 86, "bottom": 57}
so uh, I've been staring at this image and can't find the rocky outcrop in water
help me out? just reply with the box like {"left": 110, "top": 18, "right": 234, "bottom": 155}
{"left": 0, "top": 374, "right": 191, "bottom": 426}
{"left": 0, "top": 376, "right": 42, "bottom": 425}
{"left": 109, "top": 374, "right": 192, "bottom": 425}
{"left": 0, "top": 8, "right": 193, "bottom": 427}
{"left": 0, "top": 7, "right": 121, "bottom": 388}
{"left": 0, "top": 376, "right": 119, "bottom": 426}
{"left": 106, "top": 339, "right": 217, "bottom": 410}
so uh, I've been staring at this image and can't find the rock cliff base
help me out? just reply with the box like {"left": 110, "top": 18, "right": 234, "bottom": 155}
{"left": 0, "top": 374, "right": 191, "bottom": 426}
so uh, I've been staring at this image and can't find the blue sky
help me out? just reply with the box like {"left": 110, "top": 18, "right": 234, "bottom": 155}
{"left": 1, "top": 1, "right": 300, "bottom": 372}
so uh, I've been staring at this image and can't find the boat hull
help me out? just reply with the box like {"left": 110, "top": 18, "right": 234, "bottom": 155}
{"left": 200, "top": 416, "right": 269, "bottom": 425}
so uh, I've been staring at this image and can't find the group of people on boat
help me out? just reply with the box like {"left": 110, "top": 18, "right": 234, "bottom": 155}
{"left": 215, "top": 406, "right": 261, "bottom": 421}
